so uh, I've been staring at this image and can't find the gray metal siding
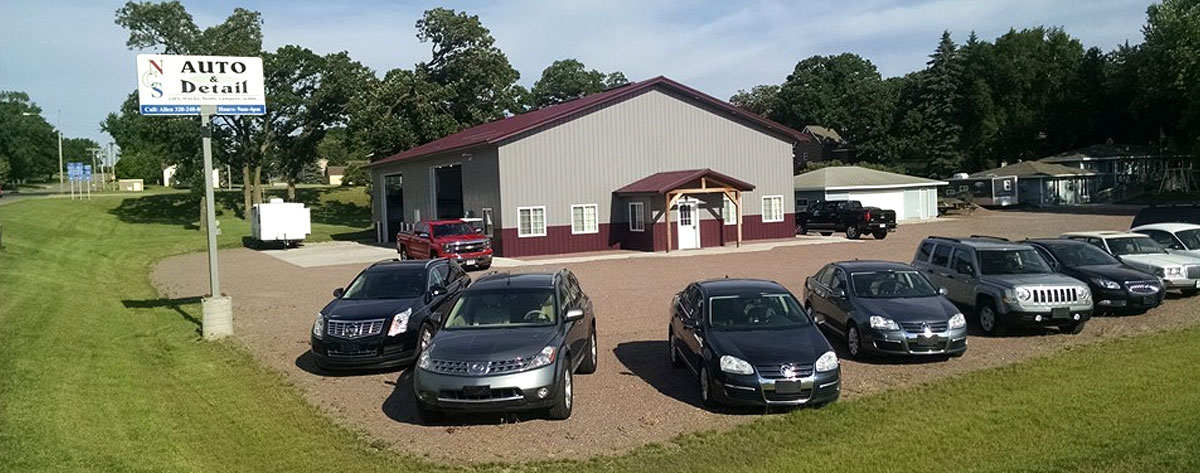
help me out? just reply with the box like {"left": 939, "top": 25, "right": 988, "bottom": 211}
{"left": 496, "top": 89, "right": 795, "bottom": 228}
{"left": 370, "top": 147, "right": 501, "bottom": 240}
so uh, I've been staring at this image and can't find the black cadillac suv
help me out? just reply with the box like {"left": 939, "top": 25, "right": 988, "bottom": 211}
{"left": 310, "top": 258, "right": 469, "bottom": 371}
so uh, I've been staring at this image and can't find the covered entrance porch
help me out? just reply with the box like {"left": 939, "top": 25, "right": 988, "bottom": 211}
{"left": 614, "top": 168, "right": 755, "bottom": 252}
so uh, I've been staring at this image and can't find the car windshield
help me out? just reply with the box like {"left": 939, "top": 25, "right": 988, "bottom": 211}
{"left": 978, "top": 249, "right": 1052, "bottom": 275}
{"left": 1177, "top": 229, "right": 1200, "bottom": 249}
{"left": 433, "top": 223, "right": 476, "bottom": 237}
{"left": 708, "top": 293, "right": 811, "bottom": 331}
{"left": 340, "top": 269, "right": 425, "bottom": 300}
{"left": 1046, "top": 243, "right": 1120, "bottom": 266}
{"left": 1108, "top": 237, "right": 1167, "bottom": 256}
{"left": 851, "top": 271, "right": 938, "bottom": 298}
{"left": 443, "top": 289, "right": 556, "bottom": 329}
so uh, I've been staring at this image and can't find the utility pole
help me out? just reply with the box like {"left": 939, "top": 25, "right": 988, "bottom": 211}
{"left": 87, "top": 147, "right": 101, "bottom": 191}
{"left": 199, "top": 105, "right": 232, "bottom": 340}
{"left": 57, "top": 109, "right": 63, "bottom": 189}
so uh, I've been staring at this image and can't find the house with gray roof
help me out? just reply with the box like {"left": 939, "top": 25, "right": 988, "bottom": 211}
{"left": 793, "top": 166, "right": 946, "bottom": 221}
{"left": 970, "top": 161, "right": 1099, "bottom": 206}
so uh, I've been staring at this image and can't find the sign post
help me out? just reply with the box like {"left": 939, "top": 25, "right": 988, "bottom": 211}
{"left": 137, "top": 53, "right": 265, "bottom": 340}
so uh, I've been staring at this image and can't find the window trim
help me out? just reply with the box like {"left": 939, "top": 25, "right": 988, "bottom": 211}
{"left": 516, "top": 206, "right": 547, "bottom": 238}
{"left": 628, "top": 201, "right": 645, "bottom": 232}
{"left": 761, "top": 195, "right": 785, "bottom": 223}
{"left": 570, "top": 203, "right": 600, "bottom": 235}
{"left": 722, "top": 196, "right": 738, "bottom": 226}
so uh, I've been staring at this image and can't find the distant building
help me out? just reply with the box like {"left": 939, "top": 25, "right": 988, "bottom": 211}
{"left": 793, "top": 166, "right": 945, "bottom": 221}
{"left": 794, "top": 125, "right": 854, "bottom": 173}
{"left": 326, "top": 166, "right": 346, "bottom": 186}
{"left": 971, "top": 161, "right": 1099, "bottom": 206}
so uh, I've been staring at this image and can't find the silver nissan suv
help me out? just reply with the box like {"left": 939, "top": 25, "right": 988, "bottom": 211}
{"left": 912, "top": 236, "right": 1093, "bottom": 336}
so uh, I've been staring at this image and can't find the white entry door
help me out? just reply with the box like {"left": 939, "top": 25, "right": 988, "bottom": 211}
{"left": 677, "top": 200, "right": 701, "bottom": 250}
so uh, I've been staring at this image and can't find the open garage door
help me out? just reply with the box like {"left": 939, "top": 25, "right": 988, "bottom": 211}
{"left": 432, "top": 164, "right": 463, "bottom": 219}
{"left": 384, "top": 174, "right": 404, "bottom": 242}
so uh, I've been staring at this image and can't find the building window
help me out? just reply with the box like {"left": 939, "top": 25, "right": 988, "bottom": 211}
{"left": 482, "top": 208, "right": 494, "bottom": 237}
{"left": 762, "top": 195, "right": 784, "bottom": 223}
{"left": 795, "top": 198, "right": 809, "bottom": 211}
{"left": 517, "top": 206, "right": 546, "bottom": 237}
{"left": 722, "top": 196, "right": 737, "bottom": 225}
{"left": 571, "top": 204, "right": 599, "bottom": 234}
{"left": 628, "top": 202, "right": 645, "bottom": 232}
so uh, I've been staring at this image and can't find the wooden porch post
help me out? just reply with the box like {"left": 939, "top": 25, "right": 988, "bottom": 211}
{"left": 736, "top": 191, "right": 743, "bottom": 248}
{"left": 665, "top": 193, "right": 672, "bottom": 253}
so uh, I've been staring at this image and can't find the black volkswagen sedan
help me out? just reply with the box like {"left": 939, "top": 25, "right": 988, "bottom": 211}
{"left": 668, "top": 279, "right": 839, "bottom": 409}
{"left": 310, "top": 258, "right": 469, "bottom": 371}
{"left": 805, "top": 261, "right": 967, "bottom": 359}
{"left": 1025, "top": 239, "right": 1164, "bottom": 314}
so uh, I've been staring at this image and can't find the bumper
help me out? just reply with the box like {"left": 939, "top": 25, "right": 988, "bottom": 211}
{"left": 412, "top": 363, "right": 559, "bottom": 412}
{"left": 1162, "top": 278, "right": 1200, "bottom": 291}
{"left": 864, "top": 327, "right": 968, "bottom": 356}
{"left": 1002, "top": 306, "right": 1092, "bottom": 326}
{"left": 1093, "top": 288, "right": 1164, "bottom": 311}
{"left": 861, "top": 222, "right": 896, "bottom": 232}
{"left": 310, "top": 334, "right": 416, "bottom": 371}
{"left": 445, "top": 250, "right": 493, "bottom": 268}
{"left": 712, "top": 368, "right": 841, "bottom": 407}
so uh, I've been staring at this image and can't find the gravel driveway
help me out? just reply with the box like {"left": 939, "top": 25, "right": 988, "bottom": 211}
{"left": 151, "top": 209, "right": 1200, "bottom": 463}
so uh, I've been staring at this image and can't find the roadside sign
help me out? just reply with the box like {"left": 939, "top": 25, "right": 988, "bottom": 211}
{"left": 82, "top": 165, "right": 92, "bottom": 181}
{"left": 67, "top": 162, "right": 83, "bottom": 182}
{"left": 136, "top": 54, "right": 266, "bottom": 116}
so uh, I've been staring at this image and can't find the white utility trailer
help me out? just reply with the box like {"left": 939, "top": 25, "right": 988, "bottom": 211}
{"left": 251, "top": 198, "right": 312, "bottom": 248}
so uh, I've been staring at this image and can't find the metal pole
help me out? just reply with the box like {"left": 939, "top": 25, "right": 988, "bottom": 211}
{"left": 199, "top": 105, "right": 233, "bottom": 340}
{"left": 57, "top": 109, "right": 63, "bottom": 189}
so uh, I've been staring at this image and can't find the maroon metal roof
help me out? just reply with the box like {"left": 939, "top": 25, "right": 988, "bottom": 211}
{"left": 368, "top": 76, "right": 810, "bottom": 167}
{"left": 614, "top": 168, "right": 755, "bottom": 195}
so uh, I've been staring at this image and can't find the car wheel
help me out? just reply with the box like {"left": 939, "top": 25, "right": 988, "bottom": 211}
{"left": 846, "top": 226, "right": 861, "bottom": 240}
{"left": 577, "top": 328, "right": 598, "bottom": 374}
{"left": 978, "top": 302, "right": 1007, "bottom": 337}
{"left": 797, "top": 222, "right": 808, "bottom": 235}
{"left": 1182, "top": 288, "right": 1200, "bottom": 297}
{"left": 669, "top": 331, "right": 684, "bottom": 369}
{"left": 872, "top": 230, "right": 888, "bottom": 240}
{"left": 398, "top": 245, "right": 408, "bottom": 259}
{"left": 477, "top": 263, "right": 491, "bottom": 270}
{"left": 699, "top": 365, "right": 719, "bottom": 410}
{"left": 846, "top": 325, "right": 865, "bottom": 360}
{"left": 820, "top": 231, "right": 833, "bottom": 237}
{"left": 1061, "top": 321, "right": 1086, "bottom": 335}
{"left": 547, "top": 361, "right": 573, "bottom": 420}
{"left": 418, "top": 324, "right": 434, "bottom": 352}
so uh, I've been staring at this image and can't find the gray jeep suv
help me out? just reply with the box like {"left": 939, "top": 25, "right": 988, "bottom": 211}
{"left": 912, "top": 236, "right": 1093, "bottom": 336}
{"left": 411, "top": 269, "right": 598, "bottom": 421}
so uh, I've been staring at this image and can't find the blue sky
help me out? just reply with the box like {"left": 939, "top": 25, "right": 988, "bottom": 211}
{"left": 0, "top": 0, "right": 1153, "bottom": 147}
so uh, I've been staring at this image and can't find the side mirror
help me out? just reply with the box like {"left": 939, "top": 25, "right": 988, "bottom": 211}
{"left": 417, "top": 232, "right": 430, "bottom": 239}
{"left": 332, "top": 287, "right": 344, "bottom": 298}
{"left": 565, "top": 308, "right": 584, "bottom": 322}
{"left": 429, "top": 285, "right": 447, "bottom": 297}
{"left": 832, "top": 288, "right": 846, "bottom": 299}
{"left": 957, "top": 264, "right": 975, "bottom": 275}
{"left": 681, "top": 317, "right": 699, "bottom": 329}
{"left": 938, "top": 287, "right": 949, "bottom": 296}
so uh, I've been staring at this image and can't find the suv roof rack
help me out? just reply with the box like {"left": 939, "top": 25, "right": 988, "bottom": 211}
{"left": 968, "top": 235, "right": 1010, "bottom": 242}
{"left": 928, "top": 236, "right": 961, "bottom": 242}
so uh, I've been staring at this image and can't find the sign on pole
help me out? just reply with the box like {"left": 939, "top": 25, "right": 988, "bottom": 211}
{"left": 137, "top": 53, "right": 266, "bottom": 340}
{"left": 137, "top": 54, "right": 266, "bottom": 116}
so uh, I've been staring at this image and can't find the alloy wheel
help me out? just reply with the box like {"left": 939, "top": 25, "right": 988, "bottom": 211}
{"left": 980, "top": 306, "right": 996, "bottom": 332}
{"left": 563, "top": 369, "right": 573, "bottom": 410}
{"left": 699, "top": 366, "right": 710, "bottom": 402}
{"left": 847, "top": 326, "right": 861, "bottom": 358}
{"left": 419, "top": 326, "right": 433, "bottom": 351}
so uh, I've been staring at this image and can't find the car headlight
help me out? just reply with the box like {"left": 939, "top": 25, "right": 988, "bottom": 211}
{"left": 1092, "top": 278, "right": 1121, "bottom": 290}
{"left": 1015, "top": 287, "right": 1032, "bottom": 301}
{"left": 814, "top": 351, "right": 839, "bottom": 373}
{"left": 948, "top": 313, "right": 966, "bottom": 330}
{"left": 1078, "top": 286, "right": 1092, "bottom": 301}
{"left": 312, "top": 313, "right": 324, "bottom": 339}
{"left": 526, "top": 346, "right": 557, "bottom": 370}
{"left": 869, "top": 315, "right": 900, "bottom": 331}
{"left": 719, "top": 355, "right": 754, "bottom": 375}
{"left": 482, "top": 240, "right": 491, "bottom": 249}
{"left": 388, "top": 308, "right": 412, "bottom": 336}
{"left": 442, "top": 243, "right": 453, "bottom": 253}
{"left": 417, "top": 348, "right": 432, "bottom": 370}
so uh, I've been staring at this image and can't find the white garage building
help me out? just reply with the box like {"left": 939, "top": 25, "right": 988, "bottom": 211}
{"left": 794, "top": 166, "right": 947, "bottom": 222}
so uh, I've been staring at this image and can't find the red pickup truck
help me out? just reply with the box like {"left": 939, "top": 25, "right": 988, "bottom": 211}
{"left": 396, "top": 219, "right": 494, "bottom": 269}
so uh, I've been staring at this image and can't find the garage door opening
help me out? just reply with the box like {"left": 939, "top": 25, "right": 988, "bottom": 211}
{"left": 432, "top": 164, "right": 463, "bottom": 219}
{"left": 384, "top": 173, "right": 404, "bottom": 241}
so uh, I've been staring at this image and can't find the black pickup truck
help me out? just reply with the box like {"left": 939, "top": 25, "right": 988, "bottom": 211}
{"left": 797, "top": 200, "right": 897, "bottom": 239}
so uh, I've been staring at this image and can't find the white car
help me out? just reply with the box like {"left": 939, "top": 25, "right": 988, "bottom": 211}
{"left": 1061, "top": 231, "right": 1200, "bottom": 295}
{"left": 1131, "top": 223, "right": 1200, "bottom": 259}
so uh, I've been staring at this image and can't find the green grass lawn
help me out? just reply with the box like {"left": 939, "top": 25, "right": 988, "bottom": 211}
{"left": 1, "top": 193, "right": 1198, "bottom": 473}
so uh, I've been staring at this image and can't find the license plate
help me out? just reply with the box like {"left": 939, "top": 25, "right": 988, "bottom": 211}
{"left": 1051, "top": 307, "right": 1070, "bottom": 319}
{"left": 875, "top": 223, "right": 885, "bottom": 228}
{"left": 1143, "top": 296, "right": 1157, "bottom": 305}
{"left": 916, "top": 336, "right": 940, "bottom": 346}
{"left": 775, "top": 380, "right": 801, "bottom": 394}
{"left": 462, "top": 385, "right": 490, "bottom": 397}
{"left": 463, "top": 259, "right": 476, "bottom": 266}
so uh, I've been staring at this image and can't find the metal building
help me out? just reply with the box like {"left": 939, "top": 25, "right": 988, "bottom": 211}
{"left": 367, "top": 76, "right": 810, "bottom": 257}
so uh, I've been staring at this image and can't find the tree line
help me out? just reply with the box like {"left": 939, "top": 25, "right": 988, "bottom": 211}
{"left": 0, "top": 92, "right": 99, "bottom": 185}
{"left": 733, "top": 0, "right": 1200, "bottom": 177}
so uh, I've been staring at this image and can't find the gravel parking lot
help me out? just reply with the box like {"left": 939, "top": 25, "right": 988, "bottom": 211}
{"left": 153, "top": 209, "right": 1200, "bottom": 463}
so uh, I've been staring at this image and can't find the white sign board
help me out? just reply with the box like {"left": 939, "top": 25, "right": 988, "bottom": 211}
{"left": 137, "top": 54, "right": 265, "bottom": 116}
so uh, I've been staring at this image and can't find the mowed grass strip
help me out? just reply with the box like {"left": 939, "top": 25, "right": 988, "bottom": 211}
{"left": 1, "top": 193, "right": 1198, "bottom": 473}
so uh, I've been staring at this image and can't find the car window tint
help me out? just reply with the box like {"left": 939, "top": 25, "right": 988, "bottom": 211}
{"left": 428, "top": 264, "right": 449, "bottom": 287}
{"left": 1032, "top": 246, "right": 1057, "bottom": 266}
{"left": 557, "top": 281, "right": 571, "bottom": 309}
{"left": 931, "top": 244, "right": 953, "bottom": 267}
{"left": 448, "top": 262, "right": 467, "bottom": 282}
{"left": 917, "top": 241, "right": 935, "bottom": 262}
{"left": 815, "top": 265, "right": 834, "bottom": 287}
{"left": 1142, "top": 230, "right": 1183, "bottom": 250}
{"left": 951, "top": 249, "right": 975, "bottom": 274}
{"left": 830, "top": 269, "right": 847, "bottom": 291}
{"left": 566, "top": 273, "right": 583, "bottom": 300}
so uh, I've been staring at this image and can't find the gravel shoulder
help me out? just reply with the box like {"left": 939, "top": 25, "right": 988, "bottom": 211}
{"left": 151, "top": 210, "right": 1200, "bottom": 464}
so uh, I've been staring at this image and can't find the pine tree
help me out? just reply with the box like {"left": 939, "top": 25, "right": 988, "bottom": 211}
{"left": 918, "top": 31, "right": 965, "bottom": 176}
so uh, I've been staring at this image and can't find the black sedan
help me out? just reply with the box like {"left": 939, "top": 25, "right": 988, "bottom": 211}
{"left": 1025, "top": 239, "right": 1164, "bottom": 314}
{"left": 310, "top": 258, "right": 469, "bottom": 371}
{"left": 668, "top": 279, "right": 839, "bottom": 409}
{"left": 805, "top": 260, "right": 967, "bottom": 359}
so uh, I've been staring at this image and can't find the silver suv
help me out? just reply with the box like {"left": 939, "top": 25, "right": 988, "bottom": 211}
{"left": 912, "top": 237, "right": 1093, "bottom": 336}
